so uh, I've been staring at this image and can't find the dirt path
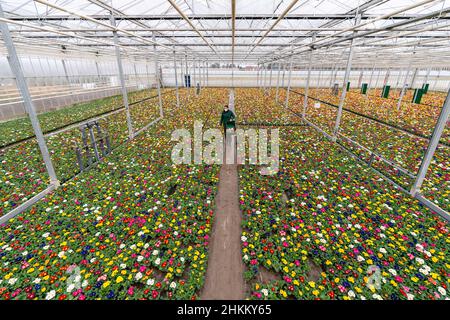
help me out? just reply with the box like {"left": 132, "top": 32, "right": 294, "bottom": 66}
{"left": 201, "top": 90, "right": 245, "bottom": 299}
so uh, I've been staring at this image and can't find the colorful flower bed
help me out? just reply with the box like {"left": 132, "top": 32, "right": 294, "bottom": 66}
{"left": 0, "top": 88, "right": 228, "bottom": 300}
{"left": 277, "top": 88, "right": 449, "bottom": 212}
{"left": 1, "top": 89, "right": 168, "bottom": 217}
{"left": 236, "top": 94, "right": 449, "bottom": 299}
{"left": 291, "top": 88, "right": 449, "bottom": 145}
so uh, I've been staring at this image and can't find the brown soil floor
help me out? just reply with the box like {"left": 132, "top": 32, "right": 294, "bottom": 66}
{"left": 200, "top": 133, "right": 246, "bottom": 300}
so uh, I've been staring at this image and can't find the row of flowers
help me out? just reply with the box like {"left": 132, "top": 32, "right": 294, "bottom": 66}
{"left": 236, "top": 88, "right": 449, "bottom": 300}
{"left": 277, "top": 89, "right": 449, "bottom": 213}
{"left": 1, "top": 90, "right": 169, "bottom": 217}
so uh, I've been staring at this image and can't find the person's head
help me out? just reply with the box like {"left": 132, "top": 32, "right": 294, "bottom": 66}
{"left": 223, "top": 105, "right": 229, "bottom": 112}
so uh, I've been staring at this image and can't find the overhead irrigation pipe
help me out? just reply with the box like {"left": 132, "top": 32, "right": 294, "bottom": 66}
{"left": 34, "top": 0, "right": 171, "bottom": 50}
{"left": 166, "top": 0, "right": 221, "bottom": 58}
{"left": 263, "top": 0, "right": 438, "bottom": 64}
{"left": 244, "top": 0, "right": 299, "bottom": 59}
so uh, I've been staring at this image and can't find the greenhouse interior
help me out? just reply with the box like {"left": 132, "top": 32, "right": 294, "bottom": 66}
{"left": 0, "top": 0, "right": 449, "bottom": 302}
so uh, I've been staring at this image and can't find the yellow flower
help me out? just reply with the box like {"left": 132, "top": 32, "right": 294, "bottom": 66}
{"left": 334, "top": 278, "right": 340, "bottom": 283}
{"left": 103, "top": 281, "right": 111, "bottom": 288}
{"left": 266, "top": 260, "right": 272, "bottom": 266}
{"left": 308, "top": 281, "right": 316, "bottom": 288}
{"left": 312, "top": 290, "right": 319, "bottom": 296}
{"left": 116, "top": 276, "right": 124, "bottom": 283}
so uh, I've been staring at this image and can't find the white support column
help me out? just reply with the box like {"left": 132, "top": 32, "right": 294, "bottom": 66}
{"left": 152, "top": 32, "right": 163, "bottom": 117}
{"left": 110, "top": 13, "right": 133, "bottom": 139}
{"left": 206, "top": 59, "right": 209, "bottom": 87}
{"left": 303, "top": 35, "right": 315, "bottom": 117}
{"left": 368, "top": 64, "right": 376, "bottom": 94}
{"left": 285, "top": 52, "right": 294, "bottom": 107}
{"left": 281, "top": 63, "right": 286, "bottom": 88}
{"left": 173, "top": 49, "right": 179, "bottom": 108}
{"left": 256, "top": 63, "right": 260, "bottom": 88}
{"left": 334, "top": 13, "right": 361, "bottom": 137}
{"left": 433, "top": 69, "right": 441, "bottom": 91}
{"left": 411, "top": 89, "right": 450, "bottom": 196}
{"left": 275, "top": 62, "right": 281, "bottom": 102}
{"left": 383, "top": 68, "right": 391, "bottom": 87}
{"left": 397, "top": 65, "right": 412, "bottom": 109}
{"left": 269, "top": 64, "right": 273, "bottom": 90}
{"left": 424, "top": 67, "right": 431, "bottom": 86}
{"left": 0, "top": 4, "right": 58, "bottom": 185}
{"left": 358, "top": 69, "right": 364, "bottom": 88}
{"left": 410, "top": 68, "right": 419, "bottom": 89}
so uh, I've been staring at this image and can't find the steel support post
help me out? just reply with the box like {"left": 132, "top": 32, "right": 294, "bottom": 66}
{"left": 275, "top": 62, "right": 281, "bottom": 102}
{"left": 358, "top": 69, "right": 364, "bottom": 88}
{"left": 281, "top": 63, "right": 286, "bottom": 88}
{"left": 334, "top": 13, "right": 361, "bottom": 137}
{"left": 411, "top": 89, "right": 450, "bottom": 196}
{"left": 383, "top": 68, "right": 391, "bottom": 87}
{"left": 410, "top": 68, "right": 419, "bottom": 89}
{"left": 269, "top": 64, "right": 273, "bottom": 90}
{"left": 285, "top": 52, "right": 294, "bottom": 107}
{"left": 173, "top": 49, "right": 179, "bottom": 108}
{"left": 303, "top": 35, "right": 315, "bottom": 117}
{"left": 256, "top": 64, "right": 260, "bottom": 88}
{"left": 152, "top": 33, "right": 163, "bottom": 117}
{"left": 206, "top": 59, "right": 209, "bottom": 87}
{"left": 0, "top": 3, "right": 58, "bottom": 185}
{"left": 397, "top": 66, "right": 412, "bottom": 109}
{"left": 110, "top": 14, "right": 133, "bottom": 139}
{"left": 424, "top": 67, "right": 431, "bottom": 85}
{"left": 368, "top": 65, "right": 375, "bottom": 94}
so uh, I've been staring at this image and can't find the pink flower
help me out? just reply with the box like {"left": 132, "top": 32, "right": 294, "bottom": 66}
{"left": 128, "top": 287, "right": 134, "bottom": 295}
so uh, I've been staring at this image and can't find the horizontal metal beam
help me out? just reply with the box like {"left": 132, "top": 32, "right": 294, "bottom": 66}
{"left": 6, "top": 14, "right": 450, "bottom": 21}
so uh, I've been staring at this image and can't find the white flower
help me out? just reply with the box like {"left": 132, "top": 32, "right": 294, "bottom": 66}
{"left": 360, "top": 295, "right": 366, "bottom": 300}
{"left": 407, "top": 293, "right": 415, "bottom": 300}
{"left": 416, "top": 257, "right": 425, "bottom": 265}
{"left": 137, "top": 255, "right": 144, "bottom": 262}
{"left": 147, "top": 279, "right": 155, "bottom": 286}
{"left": 82, "top": 280, "right": 88, "bottom": 287}
{"left": 130, "top": 244, "right": 137, "bottom": 250}
{"left": 67, "top": 284, "right": 75, "bottom": 293}
{"left": 58, "top": 251, "right": 66, "bottom": 258}
{"left": 33, "top": 278, "right": 41, "bottom": 284}
{"left": 45, "top": 207, "right": 51, "bottom": 212}
{"left": 120, "top": 263, "right": 127, "bottom": 269}
{"left": 135, "top": 272, "right": 143, "bottom": 280}
{"left": 372, "top": 294, "right": 383, "bottom": 300}
{"left": 243, "top": 254, "right": 249, "bottom": 261}
{"left": 379, "top": 248, "right": 387, "bottom": 254}
{"left": 348, "top": 290, "right": 356, "bottom": 298}
{"left": 170, "top": 282, "right": 177, "bottom": 289}
{"left": 438, "top": 287, "right": 447, "bottom": 296}
{"left": 357, "top": 255, "right": 365, "bottom": 262}
{"left": 388, "top": 269, "right": 397, "bottom": 276}
{"left": 8, "top": 278, "right": 17, "bottom": 285}
{"left": 255, "top": 210, "right": 261, "bottom": 215}
{"left": 152, "top": 250, "right": 159, "bottom": 256}
{"left": 155, "top": 258, "right": 161, "bottom": 265}
{"left": 119, "top": 244, "right": 125, "bottom": 249}
{"left": 262, "top": 289, "right": 268, "bottom": 297}
{"left": 241, "top": 236, "right": 247, "bottom": 242}
{"left": 42, "top": 232, "right": 50, "bottom": 238}
{"left": 22, "top": 251, "right": 28, "bottom": 256}
{"left": 45, "top": 290, "right": 56, "bottom": 300}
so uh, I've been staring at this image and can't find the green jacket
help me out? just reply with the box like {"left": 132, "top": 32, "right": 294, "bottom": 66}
{"left": 220, "top": 110, "right": 236, "bottom": 129}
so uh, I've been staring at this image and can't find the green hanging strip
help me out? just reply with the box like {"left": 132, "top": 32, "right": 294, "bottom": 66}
{"left": 361, "top": 83, "right": 368, "bottom": 94}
